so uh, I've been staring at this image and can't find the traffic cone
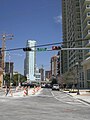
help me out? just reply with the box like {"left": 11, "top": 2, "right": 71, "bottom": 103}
{"left": 23, "top": 88, "right": 27, "bottom": 96}
{"left": 32, "top": 88, "right": 35, "bottom": 95}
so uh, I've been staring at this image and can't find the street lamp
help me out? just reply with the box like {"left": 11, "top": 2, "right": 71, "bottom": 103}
{"left": 76, "top": 62, "right": 80, "bottom": 95}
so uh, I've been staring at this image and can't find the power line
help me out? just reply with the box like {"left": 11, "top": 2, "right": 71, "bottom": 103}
{"left": 0, "top": 38, "right": 89, "bottom": 52}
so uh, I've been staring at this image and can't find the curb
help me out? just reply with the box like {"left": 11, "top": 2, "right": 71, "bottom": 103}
{"left": 78, "top": 98, "right": 90, "bottom": 105}
{"left": 63, "top": 91, "right": 90, "bottom": 105}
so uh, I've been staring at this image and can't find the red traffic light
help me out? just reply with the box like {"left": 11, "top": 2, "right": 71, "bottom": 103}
{"left": 52, "top": 46, "right": 61, "bottom": 50}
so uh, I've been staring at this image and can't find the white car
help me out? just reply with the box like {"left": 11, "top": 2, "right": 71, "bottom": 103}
{"left": 41, "top": 84, "right": 46, "bottom": 88}
{"left": 52, "top": 84, "right": 60, "bottom": 91}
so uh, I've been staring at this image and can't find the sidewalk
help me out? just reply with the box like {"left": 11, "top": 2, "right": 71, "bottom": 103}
{"left": 64, "top": 89, "right": 90, "bottom": 104}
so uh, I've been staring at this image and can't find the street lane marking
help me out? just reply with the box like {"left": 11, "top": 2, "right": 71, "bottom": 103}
{"left": 51, "top": 91, "right": 90, "bottom": 107}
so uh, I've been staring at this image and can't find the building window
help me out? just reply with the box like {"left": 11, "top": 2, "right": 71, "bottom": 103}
{"left": 87, "top": 69, "right": 90, "bottom": 80}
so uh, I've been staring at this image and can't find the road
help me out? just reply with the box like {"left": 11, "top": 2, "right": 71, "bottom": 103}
{"left": 0, "top": 88, "right": 90, "bottom": 120}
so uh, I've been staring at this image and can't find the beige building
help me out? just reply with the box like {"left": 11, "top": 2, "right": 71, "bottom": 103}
{"left": 0, "top": 67, "right": 3, "bottom": 88}
{"left": 51, "top": 56, "right": 58, "bottom": 76}
{"left": 62, "top": 0, "right": 90, "bottom": 88}
{"left": 81, "top": 0, "right": 90, "bottom": 88}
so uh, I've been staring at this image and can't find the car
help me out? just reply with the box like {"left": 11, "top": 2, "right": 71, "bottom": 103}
{"left": 45, "top": 83, "right": 52, "bottom": 88}
{"left": 41, "top": 84, "right": 46, "bottom": 88}
{"left": 52, "top": 84, "right": 60, "bottom": 91}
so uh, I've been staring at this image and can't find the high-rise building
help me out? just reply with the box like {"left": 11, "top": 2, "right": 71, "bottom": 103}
{"left": 0, "top": 48, "right": 2, "bottom": 68}
{"left": 51, "top": 56, "right": 58, "bottom": 76}
{"left": 5, "top": 62, "right": 14, "bottom": 76}
{"left": 39, "top": 67, "right": 44, "bottom": 81}
{"left": 35, "top": 67, "right": 41, "bottom": 82}
{"left": 62, "top": 0, "right": 90, "bottom": 88}
{"left": 24, "top": 40, "right": 36, "bottom": 82}
{"left": 45, "top": 71, "right": 51, "bottom": 81}
{"left": 80, "top": 0, "right": 90, "bottom": 88}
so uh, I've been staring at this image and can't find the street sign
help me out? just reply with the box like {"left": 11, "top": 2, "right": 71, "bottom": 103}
{"left": 37, "top": 48, "right": 47, "bottom": 51}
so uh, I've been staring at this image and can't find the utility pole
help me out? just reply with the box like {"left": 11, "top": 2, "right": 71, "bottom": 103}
{"left": 0, "top": 33, "right": 14, "bottom": 71}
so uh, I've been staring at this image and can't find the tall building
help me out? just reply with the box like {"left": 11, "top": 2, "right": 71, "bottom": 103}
{"left": 35, "top": 67, "right": 41, "bottom": 82}
{"left": 45, "top": 71, "right": 51, "bottom": 81}
{"left": 0, "top": 48, "right": 2, "bottom": 68}
{"left": 24, "top": 40, "right": 36, "bottom": 82}
{"left": 39, "top": 67, "right": 44, "bottom": 81}
{"left": 5, "top": 62, "right": 14, "bottom": 76}
{"left": 51, "top": 56, "right": 58, "bottom": 76}
{"left": 0, "top": 48, "right": 3, "bottom": 87}
{"left": 62, "top": 0, "right": 90, "bottom": 88}
{"left": 80, "top": 0, "right": 90, "bottom": 88}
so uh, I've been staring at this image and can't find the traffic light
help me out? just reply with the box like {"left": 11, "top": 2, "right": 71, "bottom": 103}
{"left": 52, "top": 46, "right": 61, "bottom": 50}
{"left": 23, "top": 47, "right": 32, "bottom": 51}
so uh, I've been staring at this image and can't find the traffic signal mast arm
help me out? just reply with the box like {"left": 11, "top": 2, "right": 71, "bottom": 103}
{"left": 23, "top": 46, "right": 90, "bottom": 52}
{"left": 61, "top": 47, "right": 90, "bottom": 50}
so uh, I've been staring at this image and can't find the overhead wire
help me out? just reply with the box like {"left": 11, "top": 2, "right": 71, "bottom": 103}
{"left": 0, "top": 38, "right": 89, "bottom": 52}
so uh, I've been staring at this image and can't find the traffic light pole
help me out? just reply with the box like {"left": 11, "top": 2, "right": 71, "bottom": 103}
{"left": 76, "top": 62, "right": 80, "bottom": 95}
{"left": 59, "top": 50, "right": 61, "bottom": 75}
{"left": 59, "top": 50, "right": 63, "bottom": 87}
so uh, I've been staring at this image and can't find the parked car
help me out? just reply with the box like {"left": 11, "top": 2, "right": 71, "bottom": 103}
{"left": 52, "top": 84, "right": 60, "bottom": 91}
{"left": 41, "top": 84, "right": 46, "bottom": 88}
{"left": 45, "top": 83, "right": 52, "bottom": 88}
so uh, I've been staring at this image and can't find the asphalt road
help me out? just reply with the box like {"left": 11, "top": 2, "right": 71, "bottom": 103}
{"left": 0, "top": 88, "right": 90, "bottom": 120}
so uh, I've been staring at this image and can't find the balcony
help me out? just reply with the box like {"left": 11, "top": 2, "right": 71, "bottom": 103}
{"left": 85, "top": 40, "right": 90, "bottom": 47}
{"left": 85, "top": 50, "right": 90, "bottom": 58}
{"left": 82, "top": 56, "right": 90, "bottom": 66}
{"left": 83, "top": 29, "right": 90, "bottom": 38}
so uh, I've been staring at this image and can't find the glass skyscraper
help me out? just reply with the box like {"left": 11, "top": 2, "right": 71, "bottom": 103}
{"left": 24, "top": 40, "right": 36, "bottom": 82}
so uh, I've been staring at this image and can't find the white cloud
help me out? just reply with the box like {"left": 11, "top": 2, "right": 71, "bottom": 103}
{"left": 54, "top": 15, "right": 62, "bottom": 24}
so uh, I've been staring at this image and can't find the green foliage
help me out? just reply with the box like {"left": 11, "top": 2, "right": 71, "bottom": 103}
{"left": 63, "top": 70, "right": 77, "bottom": 84}
{"left": 13, "top": 74, "right": 18, "bottom": 86}
{"left": 4, "top": 73, "right": 10, "bottom": 86}
{"left": 4, "top": 73, "right": 27, "bottom": 86}
{"left": 20, "top": 75, "right": 27, "bottom": 82}
{"left": 50, "top": 76, "right": 58, "bottom": 85}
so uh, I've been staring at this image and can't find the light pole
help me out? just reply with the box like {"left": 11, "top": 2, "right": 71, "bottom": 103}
{"left": 59, "top": 50, "right": 63, "bottom": 87}
{"left": 76, "top": 62, "right": 80, "bottom": 95}
{"left": 6, "top": 52, "right": 11, "bottom": 86}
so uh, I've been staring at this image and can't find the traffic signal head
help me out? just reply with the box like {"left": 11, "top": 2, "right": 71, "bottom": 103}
{"left": 23, "top": 47, "right": 32, "bottom": 51}
{"left": 52, "top": 46, "right": 61, "bottom": 50}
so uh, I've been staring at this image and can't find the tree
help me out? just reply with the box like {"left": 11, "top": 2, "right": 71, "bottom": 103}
{"left": 50, "top": 75, "right": 58, "bottom": 86}
{"left": 4, "top": 73, "right": 10, "bottom": 86}
{"left": 62, "top": 69, "right": 77, "bottom": 89}
{"left": 12, "top": 74, "right": 27, "bottom": 86}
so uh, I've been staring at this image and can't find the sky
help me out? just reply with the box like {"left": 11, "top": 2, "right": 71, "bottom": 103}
{"left": 0, "top": 0, "right": 62, "bottom": 75}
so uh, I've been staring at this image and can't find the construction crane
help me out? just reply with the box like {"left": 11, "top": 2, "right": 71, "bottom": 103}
{"left": 0, "top": 33, "right": 14, "bottom": 71}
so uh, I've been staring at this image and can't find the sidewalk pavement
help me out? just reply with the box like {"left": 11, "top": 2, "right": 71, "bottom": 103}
{"left": 64, "top": 89, "right": 90, "bottom": 104}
